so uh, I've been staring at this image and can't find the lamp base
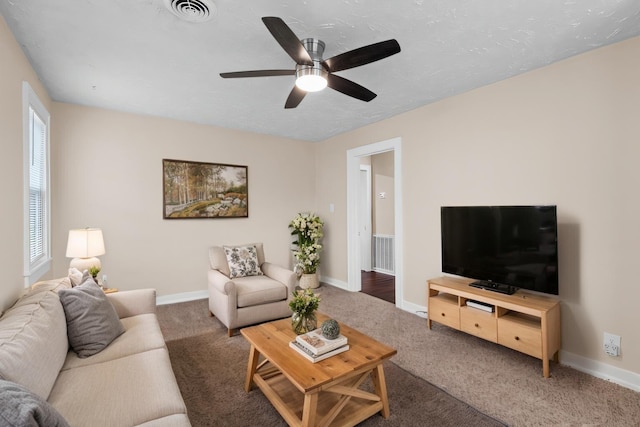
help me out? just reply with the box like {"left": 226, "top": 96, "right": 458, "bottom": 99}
{"left": 69, "top": 257, "right": 101, "bottom": 273}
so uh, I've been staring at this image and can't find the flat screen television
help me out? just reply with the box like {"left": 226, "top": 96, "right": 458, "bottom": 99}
{"left": 441, "top": 205, "right": 559, "bottom": 295}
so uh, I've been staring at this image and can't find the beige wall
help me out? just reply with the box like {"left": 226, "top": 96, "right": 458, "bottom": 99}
{"left": 50, "top": 103, "right": 315, "bottom": 298}
{"left": 3, "top": 9, "right": 639, "bottom": 378}
{"left": 0, "top": 16, "right": 53, "bottom": 312}
{"left": 315, "top": 36, "right": 640, "bottom": 374}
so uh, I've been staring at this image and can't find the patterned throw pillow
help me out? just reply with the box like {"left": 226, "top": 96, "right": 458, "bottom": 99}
{"left": 223, "top": 245, "right": 264, "bottom": 279}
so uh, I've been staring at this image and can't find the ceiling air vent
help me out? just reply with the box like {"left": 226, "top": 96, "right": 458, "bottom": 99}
{"left": 164, "top": 0, "right": 216, "bottom": 23}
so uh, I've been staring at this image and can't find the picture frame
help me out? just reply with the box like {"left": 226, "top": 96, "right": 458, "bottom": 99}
{"left": 162, "top": 159, "right": 248, "bottom": 219}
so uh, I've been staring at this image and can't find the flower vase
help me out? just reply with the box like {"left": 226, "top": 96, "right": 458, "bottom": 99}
{"left": 299, "top": 272, "right": 319, "bottom": 289}
{"left": 291, "top": 311, "right": 317, "bottom": 335}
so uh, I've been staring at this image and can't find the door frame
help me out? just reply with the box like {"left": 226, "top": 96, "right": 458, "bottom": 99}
{"left": 346, "top": 137, "right": 403, "bottom": 308}
{"left": 359, "top": 164, "right": 372, "bottom": 272}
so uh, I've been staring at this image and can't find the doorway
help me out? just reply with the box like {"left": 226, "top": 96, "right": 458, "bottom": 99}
{"left": 361, "top": 271, "right": 396, "bottom": 304}
{"left": 346, "top": 137, "right": 403, "bottom": 308}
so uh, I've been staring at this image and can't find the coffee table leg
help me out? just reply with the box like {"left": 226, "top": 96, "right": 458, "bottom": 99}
{"left": 245, "top": 344, "right": 260, "bottom": 392}
{"left": 301, "top": 393, "right": 318, "bottom": 427}
{"left": 371, "top": 364, "right": 390, "bottom": 418}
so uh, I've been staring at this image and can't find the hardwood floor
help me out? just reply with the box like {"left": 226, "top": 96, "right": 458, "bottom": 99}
{"left": 360, "top": 271, "right": 395, "bottom": 304}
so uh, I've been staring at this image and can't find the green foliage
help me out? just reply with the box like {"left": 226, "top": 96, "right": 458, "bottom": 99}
{"left": 288, "top": 288, "right": 320, "bottom": 315}
{"left": 89, "top": 265, "right": 100, "bottom": 278}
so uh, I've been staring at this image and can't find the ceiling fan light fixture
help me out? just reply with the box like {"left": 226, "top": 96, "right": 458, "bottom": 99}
{"left": 295, "top": 67, "right": 328, "bottom": 92}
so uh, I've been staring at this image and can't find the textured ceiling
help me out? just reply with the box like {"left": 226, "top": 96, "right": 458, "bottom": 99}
{"left": 2, "top": 0, "right": 640, "bottom": 141}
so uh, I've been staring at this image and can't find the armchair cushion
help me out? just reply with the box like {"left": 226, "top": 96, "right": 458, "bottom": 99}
{"left": 223, "top": 245, "right": 264, "bottom": 278}
{"left": 234, "top": 276, "right": 288, "bottom": 308}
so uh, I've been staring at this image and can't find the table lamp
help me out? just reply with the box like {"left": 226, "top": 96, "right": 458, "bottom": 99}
{"left": 66, "top": 228, "right": 105, "bottom": 272}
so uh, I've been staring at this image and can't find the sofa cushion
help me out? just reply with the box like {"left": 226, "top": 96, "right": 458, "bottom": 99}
{"left": 224, "top": 245, "right": 264, "bottom": 278}
{"left": 0, "top": 379, "right": 69, "bottom": 427}
{"left": 29, "top": 276, "right": 72, "bottom": 293}
{"left": 209, "top": 243, "right": 265, "bottom": 277}
{"left": 48, "top": 348, "right": 189, "bottom": 427}
{"left": 61, "top": 313, "right": 166, "bottom": 371}
{"left": 59, "top": 279, "right": 124, "bottom": 358}
{"left": 0, "top": 287, "right": 68, "bottom": 400}
{"left": 235, "top": 276, "right": 288, "bottom": 308}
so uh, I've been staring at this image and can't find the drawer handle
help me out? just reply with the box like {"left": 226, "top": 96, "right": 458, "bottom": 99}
{"left": 474, "top": 323, "right": 479, "bottom": 328}
{"left": 515, "top": 336, "right": 520, "bottom": 341}
{"left": 441, "top": 313, "right": 445, "bottom": 317}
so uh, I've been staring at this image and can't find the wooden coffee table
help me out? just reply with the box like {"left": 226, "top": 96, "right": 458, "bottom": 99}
{"left": 241, "top": 313, "right": 397, "bottom": 427}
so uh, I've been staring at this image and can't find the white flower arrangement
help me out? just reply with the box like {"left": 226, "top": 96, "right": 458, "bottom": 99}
{"left": 289, "top": 212, "right": 324, "bottom": 274}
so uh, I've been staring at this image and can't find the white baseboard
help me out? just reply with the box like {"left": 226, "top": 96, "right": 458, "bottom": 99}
{"left": 156, "top": 290, "right": 207, "bottom": 306}
{"left": 400, "top": 300, "right": 428, "bottom": 318}
{"left": 560, "top": 350, "right": 640, "bottom": 392}
{"left": 155, "top": 285, "right": 640, "bottom": 392}
{"left": 319, "top": 275, "right": 349, "bottom": 290}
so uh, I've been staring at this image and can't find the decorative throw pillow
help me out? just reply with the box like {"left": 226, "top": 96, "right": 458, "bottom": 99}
{"left": 58, "top": 279, "right": 124, "bottom": 358}
{"left": 67, "top": 267, "right": 83, "bottom": 287}
{"left": 0, "top": 380, "right": 70, "bottom": 427}
{"left": 223, "top": 245, "right": 264, "bottom": 279}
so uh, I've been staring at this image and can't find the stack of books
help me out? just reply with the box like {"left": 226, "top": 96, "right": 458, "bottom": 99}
{"left": 289, "top": 328, "right": 349, "bottom": 363}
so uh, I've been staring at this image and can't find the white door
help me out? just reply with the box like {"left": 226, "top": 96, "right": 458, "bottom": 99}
{"left": 359, "top": 166, "right": 372, "bottom": 271}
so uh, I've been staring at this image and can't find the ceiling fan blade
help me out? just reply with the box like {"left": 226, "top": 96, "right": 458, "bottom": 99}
{"left": 323, "top": 39, "right": 401, "bottom": 73}
{"left": 327, "top": 74, "right": 377, "bottom": 102}
{"left": 285, "top": 86, "right": 306, "bottom": 109}
{"left": 220, "top": 70, "right": 295, "bottom": 78}
{"left": 262, "top": 17, "right": 313, "bottom": 65}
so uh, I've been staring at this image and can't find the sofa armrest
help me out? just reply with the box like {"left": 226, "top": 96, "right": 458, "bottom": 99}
{"left": 107, "top": 289, "right": 156, "bottom": 319}
{"left": 261, "top": 262, "right": 297, "bottom": 297}
{"left": 208, "top": 269, "right": 236, "bottom": 295}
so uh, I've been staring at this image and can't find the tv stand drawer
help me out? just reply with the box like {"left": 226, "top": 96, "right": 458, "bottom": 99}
{"left": 497, "top": 315, "right": 542, "bottom": 359}
{"left": 460, "top": 306, "right": 497, "bottom": 342}
{"left": 429, "top": 295, "right": 460, "bottom": 329}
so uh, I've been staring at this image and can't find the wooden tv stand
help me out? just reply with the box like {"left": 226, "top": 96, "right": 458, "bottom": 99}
{"left": 427, "top": 276, "right": 561, "bottom": 377}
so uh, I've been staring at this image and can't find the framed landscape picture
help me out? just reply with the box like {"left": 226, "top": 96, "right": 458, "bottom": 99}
{"left": 163, "top": 159, "right": 248, "bottom": 219}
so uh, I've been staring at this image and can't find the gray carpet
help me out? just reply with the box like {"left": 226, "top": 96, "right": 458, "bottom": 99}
{"left": 165, "top": 331, "right": 504, "bottom": 426}
{"left": 158, "top": 301, "right": 504, "bottom": 426}
{"left": 157, "top": 284, "right": 640, "bottom": 426}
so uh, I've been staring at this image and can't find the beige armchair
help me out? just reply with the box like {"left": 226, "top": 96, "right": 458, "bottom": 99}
{"left": 208, "top": 243, "right": 297, "bottom": 336}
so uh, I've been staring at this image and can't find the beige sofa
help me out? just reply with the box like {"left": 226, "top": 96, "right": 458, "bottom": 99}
{"left": 0, "top": 277, "right": 190, "bottom": 426}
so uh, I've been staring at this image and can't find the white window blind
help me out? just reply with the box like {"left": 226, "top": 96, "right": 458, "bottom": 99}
{"left": 23, "top": 82, "right": 51, "bottom": 286}
{"left": 29, "top": 109, "right": 47, "bottom": 264}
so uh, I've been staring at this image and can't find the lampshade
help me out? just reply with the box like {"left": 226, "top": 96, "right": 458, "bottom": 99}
{"left": 66, "top": 228, "right": 105, "bottom": 272}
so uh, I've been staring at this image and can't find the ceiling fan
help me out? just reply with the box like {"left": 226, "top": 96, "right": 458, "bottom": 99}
{"left": 220, "top": 17, "right": 401, "bottom": 109}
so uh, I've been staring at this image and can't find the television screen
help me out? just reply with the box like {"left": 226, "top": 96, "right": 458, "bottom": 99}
{"left": 441, "top": 205, "right": 558, "bottom": 295}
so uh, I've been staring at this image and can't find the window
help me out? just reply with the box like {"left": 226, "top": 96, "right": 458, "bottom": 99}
{"left": 23, "top": 82, "right": 51, "bottom": 286}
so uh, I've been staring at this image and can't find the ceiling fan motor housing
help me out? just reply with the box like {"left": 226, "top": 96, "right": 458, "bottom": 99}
{"left": 295, "top": 38, "right": 328, "bottom": 92}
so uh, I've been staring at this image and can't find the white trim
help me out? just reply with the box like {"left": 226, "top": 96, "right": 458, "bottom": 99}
{"left": 346, "top": 137, "right": 403, "bottom": 309}
{"left": 358, "top": 164, "right": 372, "bottom": 271}
{"left": 560, "top": 350, "right": 640, "bottom": 392}
{"left": 402, "top": 300, "right": 428, "bottom": 319}
{"left": 156, "top": 290, "right": 208, "bottom": 305}
{"left": 22, "top": 81, "right": 51, "bottom": 287}
{"left": 319, "top": 275, "right": 349, "bottom": 291}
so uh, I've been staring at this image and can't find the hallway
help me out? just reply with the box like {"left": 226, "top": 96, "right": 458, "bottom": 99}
{"left": 360, "top": 271, "right": 395, "bottom": 304}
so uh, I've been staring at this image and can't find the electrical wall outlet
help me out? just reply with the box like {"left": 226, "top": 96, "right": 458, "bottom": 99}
{"left": 604, "top": 332, "right": 621, "bottom": 357}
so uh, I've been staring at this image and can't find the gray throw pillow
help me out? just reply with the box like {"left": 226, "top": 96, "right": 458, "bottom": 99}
{"left": 0, "top": 379, "right": 70, "bottom": 427}
{"left": 58, "top": 279, "right": 124, "bottom": 358}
